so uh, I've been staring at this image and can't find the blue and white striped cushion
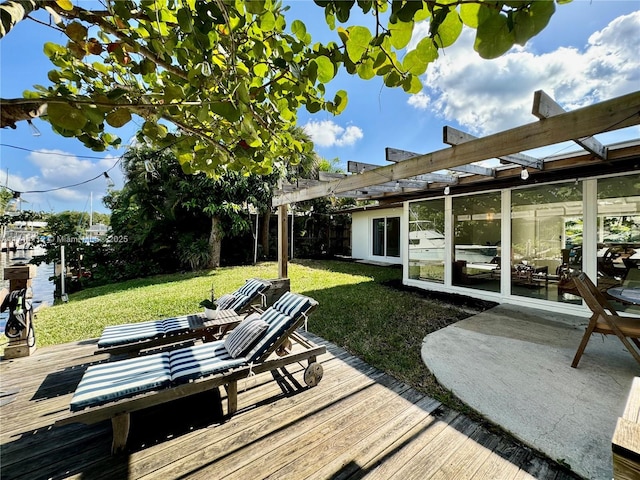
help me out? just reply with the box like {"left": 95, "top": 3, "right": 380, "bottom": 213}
{"left": 70, "top": 353, "right": 171, "bottom": 411}
{"left": 237, "top": 278, "right": 265, "bottom": 296}
{"left": 97, "top": 320, "right": 165, "bottom": 347}
{"left": 246, "top": 310, "right": 290, "bottom": 362}
{"left": 224, "top": 315, "right": 269, "bottom": 358}
{"left": 272, "top": 292, "right": 313, "bottom": 317}
{"left": 161, "top": 315, "right": 193, "bottom": 335}
{"left": 169, "top": 341, "right": 246, "bottom": 382}
{"left": 215, "top": 294, "right": 237, "bottom": 310}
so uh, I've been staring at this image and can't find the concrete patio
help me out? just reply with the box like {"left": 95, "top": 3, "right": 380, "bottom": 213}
{"left": 422, "top": 303, "right": 639, "bottom": 480}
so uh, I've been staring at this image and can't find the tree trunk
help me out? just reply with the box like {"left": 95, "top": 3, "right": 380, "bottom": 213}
{"left": 260, "top": 209, "right": 271, "bottom": 259}
{"left": 0, "top": 1, "right": 40, "bottom": 39}
{"left": 208, "top": 215, "right": 222, "bottom": 268}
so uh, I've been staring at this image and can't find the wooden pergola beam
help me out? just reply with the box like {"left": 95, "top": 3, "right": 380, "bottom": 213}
{"left": 386, "top": 147, "right": 496, "bottom": 177}
{"left": 442, "top": 126, "right": 543, "bottom": 170}
{"left": 347, "top": 161, "right": 457, "bottom": 184}
{"left": 272, "top": 90, "right": 640, "bottom": 206}
{"left": 532, "top": 90, "right": 608, "bottom": 160}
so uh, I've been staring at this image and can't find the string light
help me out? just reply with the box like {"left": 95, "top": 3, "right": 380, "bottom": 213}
{"left": 520, "top": 167, "right": 530, "bottom": 180}
{"left": 444, "top": 185, "right": 450, "bottom": 195}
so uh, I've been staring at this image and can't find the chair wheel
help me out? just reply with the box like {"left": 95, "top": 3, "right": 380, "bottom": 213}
{"left": 304, "top": 362, "right": 323, "bottom": 387}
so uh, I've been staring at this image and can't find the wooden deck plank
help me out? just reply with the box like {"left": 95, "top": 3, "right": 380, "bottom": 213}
{"left": 231, "top": 379, "right": 422, "bottom": 480}
{"left": 307, "top": 395, "right": 442, "bottom": 480}
{"left": 73, "top": 350, "right": 378, "bottom": 480}
{"left": 0, "top": 336, "right": 582, "bottom": 480}
{"left": 137, "top": 371, "right": 396, "bottom": 479}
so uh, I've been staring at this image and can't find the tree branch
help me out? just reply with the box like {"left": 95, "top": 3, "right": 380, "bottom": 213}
{"left": 47, "top": 2, "right": 189, "bottom": 80}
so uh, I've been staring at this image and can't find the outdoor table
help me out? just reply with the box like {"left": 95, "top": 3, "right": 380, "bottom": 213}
{"left": 607, "top": 287, "right": 640, "bottom": 305}
{"left": 188, "top": 309, "right": 245, "bottom": 341}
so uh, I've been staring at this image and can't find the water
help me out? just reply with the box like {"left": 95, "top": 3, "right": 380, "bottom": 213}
{"left": 1, "top": 248, "right": 55, "bottom": 332}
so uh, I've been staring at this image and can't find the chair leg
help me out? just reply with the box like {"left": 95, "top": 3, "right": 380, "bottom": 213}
{"left": 226, "top": 381, "right": 238, "bottom": 416}
{"left": 111, "top": 412, "right": 130, "bottom": 454}
{"left": 571, "top": 321, "right": 598, "bottom": 368}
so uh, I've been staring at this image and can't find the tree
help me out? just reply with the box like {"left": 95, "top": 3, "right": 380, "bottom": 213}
{"left": 106, "top": 146, "right": 274, "bottom": 272}
{"left": 0, "top": 0, "right": 570, "bottom": 178}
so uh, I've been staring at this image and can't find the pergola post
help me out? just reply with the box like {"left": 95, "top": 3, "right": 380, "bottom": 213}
{"left": 278, "top": 204, "right": 288, "bottom": 279}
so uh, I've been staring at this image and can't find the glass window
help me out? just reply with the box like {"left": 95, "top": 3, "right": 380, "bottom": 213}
{"left": 597, "top": 175, "right": 640, "bottom": 314}
{"left": 408, "top": 199, "right": 445, "bottom": 283}
{"left": 372, "top": 217, "right": 400, "bottom": 258}
{"left": 452, "top": 192, "right": 501, "bottom": 291}
{"left": 511, "top": 182, "right": 582, "bottom": 303}
{"left": 386, "top": 217, "right": 400, "bottom": 257}
{"left": 372, "top": 218, "right": 385, "bottom": 257}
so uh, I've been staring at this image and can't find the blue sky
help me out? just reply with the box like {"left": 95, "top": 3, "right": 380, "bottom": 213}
{"left": 1, "top": 0, "right": 639, "bottom": 214}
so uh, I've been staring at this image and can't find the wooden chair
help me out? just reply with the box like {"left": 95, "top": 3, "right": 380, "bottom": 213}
{"left": 95, "top": 278, "right": 272, "bottom": 356}
{"left": 56, "top": 292, "right": 325, "bottom": 453}
{"left": 571, "top": 272, "right": 640, "bottom": 368}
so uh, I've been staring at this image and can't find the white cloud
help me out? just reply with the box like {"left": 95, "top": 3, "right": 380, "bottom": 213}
{"left": 407, "top": 11, "right": 640, "bottom": 136}
{"left": 6, "top": 150, "right": 123, "bottom": 212}
{"left": 407, "top": 91, "right": 430, "bottom": 109}
{"left": 302, "top": 120, "right": 364, "bottom": 147}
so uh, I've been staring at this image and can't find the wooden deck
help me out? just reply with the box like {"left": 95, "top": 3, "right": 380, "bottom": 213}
{"left": 1, "top": 334, "right": 580, "bottom": 480}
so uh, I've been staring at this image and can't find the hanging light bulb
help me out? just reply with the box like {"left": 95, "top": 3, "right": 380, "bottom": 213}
{"left": 444, "top": 185, "right": 450, "bottom": 195}
{"left": 103, "top": 172, "right": 115, "bottom": 188}
{"left": 520, "top": 167, "right": 530, "bottom": 180}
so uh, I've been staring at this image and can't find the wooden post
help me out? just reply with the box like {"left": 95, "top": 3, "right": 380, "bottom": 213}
{"left": 3, "top": 265, "right": 37, "bottom": 358}
{"left": 278, "top": 204, "right": 288, "bottom": 279}
{"left": 111, "top": 412, "right": 131, "bottom": 454}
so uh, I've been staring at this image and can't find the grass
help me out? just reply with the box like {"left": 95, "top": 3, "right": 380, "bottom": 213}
{"left": 26, "top": 259, "right": 478, "bottom": 410}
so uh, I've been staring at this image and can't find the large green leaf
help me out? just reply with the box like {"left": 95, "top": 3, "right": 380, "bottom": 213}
{"left": 459, "top": 3, "right": 482, "bottom": 28}
{"left": 356, "top": 58, "right": 375, "bottom": 80}
{"left": 388, "top": 20, "right": 413, "bottom": 50}
{"left": 402, "top": 74, "right": 423, "bottom": 94}
{"left": 43, "top": 42, "right": 66, "bottom": 58}
{"left": 402, "top": 49, "right": 428, "bottom": 76}
{"left": 210, "top": 101, "right": 241, "bottom": 122}
{"left": 433, "top": 10, "right": 462, "bottom": 48}
{"left": 314, "top": 55, "right": 335, "bottom": 83}
{"left": 475, "top": 12, "right": 515, "bottom": 59}
{"left": 47, "top": 103, "right": 88, "bottom": 131}
{"left": 345, "top": 26, "right": 372, "bottom": 63}
{"left": 105, "top": 108, "right": 132, "bottom": 128}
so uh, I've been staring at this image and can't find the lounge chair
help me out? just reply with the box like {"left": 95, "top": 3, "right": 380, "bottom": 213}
{"left": 56, "top": 292, "right": 325, "bottom": 453}
{"left": 95, "top": 278, "right": 272, "bottom": 356}
{"left": 571, "top": 272, "right": 640, "bottom": 367}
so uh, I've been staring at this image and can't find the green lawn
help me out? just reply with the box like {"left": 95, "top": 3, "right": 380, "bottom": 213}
{"left": 27, "top": 259, "right": 475, "bottom": 410}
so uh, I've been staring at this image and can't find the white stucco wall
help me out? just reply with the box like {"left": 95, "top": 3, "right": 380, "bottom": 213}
{"left": 351, "top": 207, "right": 404, "bottom": 265}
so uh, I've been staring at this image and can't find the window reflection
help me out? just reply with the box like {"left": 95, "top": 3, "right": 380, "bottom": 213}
{"left": 511, "top": 182, "right": 583, "bottom": 303}
{"left": 408, "top": 199, "right": 445, "bottom": 283}
{"left": 597, "top": 175, "right": 640, "bottom": 314}
{"left": 452, "top": 192, "right": 501, "bottom": 292}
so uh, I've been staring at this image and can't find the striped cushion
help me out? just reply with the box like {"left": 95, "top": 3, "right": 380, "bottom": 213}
{"left": 216, "top": 294, "right": 237, "bottom": 310}
{"left": 161, "top": 316, "right": 193, "bottom": 335}
{"left": 169, "top": 341, "right": 246, "bottom": 382}
{"left": 226, "top": 279, "right": 270, "bottom": 311}
{"left": 97, "top": 315, "right": 194, "bottom": 347}
{"left": 97, "top": 320, "right": 164, "bottom": 347}
{"left": 224, "top": 315, "right": 269, "bottom": 358}
{"left": 70, "top": 353, "right": 171, "bottom": 411}
{"left": 272, "top": 291, "right": 314, "bottom": 317}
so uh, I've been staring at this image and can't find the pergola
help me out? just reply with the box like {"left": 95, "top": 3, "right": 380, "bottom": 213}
{"left": 271, "top": 90, "right": 640, "bottom": 278}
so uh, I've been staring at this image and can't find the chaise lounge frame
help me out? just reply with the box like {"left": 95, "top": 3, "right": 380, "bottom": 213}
{"left": 95, "top": 278, "right": 272, "bottom": 357}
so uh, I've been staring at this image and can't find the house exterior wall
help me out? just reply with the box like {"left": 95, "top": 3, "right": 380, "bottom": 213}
{"left": 351, "top": 207, "right": 404, "bottom": 265}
